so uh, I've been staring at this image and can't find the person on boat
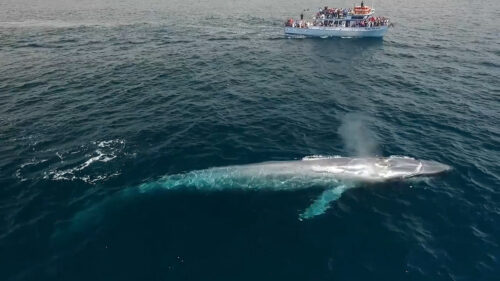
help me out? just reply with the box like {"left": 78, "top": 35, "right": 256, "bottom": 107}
{"left": 361, "top": 1, "right": 364, "bottom": 8}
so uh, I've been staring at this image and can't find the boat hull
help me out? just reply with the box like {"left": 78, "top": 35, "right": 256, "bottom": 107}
{"left": 284, "top": 26, "right": 388, "bottom": 38}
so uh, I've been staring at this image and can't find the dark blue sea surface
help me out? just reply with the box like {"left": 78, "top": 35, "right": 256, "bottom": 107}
{"left": 1, "top": 0, "right": 499, "bottom": 280}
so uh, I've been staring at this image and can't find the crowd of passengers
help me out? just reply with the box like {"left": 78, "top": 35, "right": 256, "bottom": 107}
{"left": 314, "top": 16, "right": 389, "bottom": 27}
{"left": 285, "top": 16, "right": 389, "bottom": 28}
{"left": 315, "top": 6, "right": 352, "bottom": 19}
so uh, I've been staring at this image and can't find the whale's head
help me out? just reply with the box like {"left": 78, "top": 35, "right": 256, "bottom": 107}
{"left": 305, "top": 156, "right": 451, "bottom": 182}
{"left": 378, "top": 157, "right": 451, "bottom": 180}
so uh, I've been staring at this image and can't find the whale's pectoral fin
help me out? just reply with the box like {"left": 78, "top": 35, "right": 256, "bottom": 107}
{"left": 299, "top": 185, "right": 349, "bottom": 220}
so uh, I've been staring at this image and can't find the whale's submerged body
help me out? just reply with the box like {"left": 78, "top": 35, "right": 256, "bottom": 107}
{"left": 140, "top": 156, "right": 450, "bottom": 219}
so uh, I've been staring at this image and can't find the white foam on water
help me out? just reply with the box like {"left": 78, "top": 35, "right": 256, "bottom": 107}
{"left": 15, "top": 158, "right": 49, "bottom": 182}
{"left": 94, "top": 139, "right": 125, "bottom": 148}
{"left": 42, "top": 139, "right": 125, "bottom": 184}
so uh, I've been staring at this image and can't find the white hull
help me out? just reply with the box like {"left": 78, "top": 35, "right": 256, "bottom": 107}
{"left": 284, "top": 26, "right": 388, "bottom": 38}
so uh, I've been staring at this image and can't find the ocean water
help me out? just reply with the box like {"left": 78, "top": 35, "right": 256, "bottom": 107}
{"left": 1, "top": 0, "right": 499, "bottom": 280}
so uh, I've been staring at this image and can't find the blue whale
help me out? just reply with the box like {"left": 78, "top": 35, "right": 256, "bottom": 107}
{"left": 140, "top": 156, "right": 450, "bottom": 219}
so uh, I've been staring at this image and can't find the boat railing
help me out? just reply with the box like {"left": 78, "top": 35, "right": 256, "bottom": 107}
{"left": 286, "top": 24, "right": 389, "bottom": 29}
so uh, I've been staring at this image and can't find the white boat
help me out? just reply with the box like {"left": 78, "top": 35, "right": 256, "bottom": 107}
{"left": 284, "top": 2, "right": 390, "bottom": 38}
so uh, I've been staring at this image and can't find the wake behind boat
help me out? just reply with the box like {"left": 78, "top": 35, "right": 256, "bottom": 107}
{"left": 284, "top": 2, "right": 390, "bottom": 38}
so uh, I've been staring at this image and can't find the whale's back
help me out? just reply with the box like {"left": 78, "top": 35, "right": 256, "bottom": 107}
{"left": 141, "top": 156, "right": 450, "bottom": 192}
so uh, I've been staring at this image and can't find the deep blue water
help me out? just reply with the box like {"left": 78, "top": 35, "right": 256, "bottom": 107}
{"left": 1, "top": 0, "right": 499, "bottom": 280}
